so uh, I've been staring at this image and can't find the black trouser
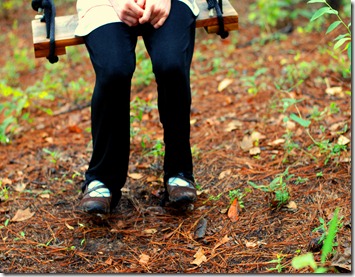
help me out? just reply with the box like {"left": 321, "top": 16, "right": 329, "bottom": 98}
{"left": 82, "top": 0, "right": 196, "bottom": 201}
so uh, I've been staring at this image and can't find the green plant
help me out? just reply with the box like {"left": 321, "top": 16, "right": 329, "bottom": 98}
{"left": 228, "top": 189, "right": 247, "bottom": 209}
{"left": 43, "top": 148, "right": 62, "bottom": 164}
{"left": 248, "top": 167, "right": 292, "bottom": 208}
{"left": 267, "top": 253, "right": 286, "bottom": 273}
{"left": 0, "top": 180, "right": 9, "bottom": 201}
{"left": 248, "top": 0, "right": 301, "bottom": 33}
{"left": 240, "top": 68, "right": 268, "bottom": 95}
{"left": 308, "top": 0, "right": 351, "bottom": 69}
{"left": 279, "top": 90, "right": 348, "bottom": 165}
{"left": 133, "top": 39, "right": 154, "bottom": 86}
{"left": 145, "top": 139, "right": 165, "bottom": 158}
{"left": 292, "top": 208, "right": 340, "bottom": 273}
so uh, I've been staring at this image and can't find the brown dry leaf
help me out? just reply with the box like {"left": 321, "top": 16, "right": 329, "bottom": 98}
{"left": 251, "top": 131, "right": 266, "bottom": 141}
{"left": 217, "top": 78, "right": 233, "bottom": 92}
{"left": 143, "top": 228, "right": 157, "bottom": 234}
{"left": 128, "top": 172, "right": 143, "bottom": 180}
{"left": 0, "top": 206, "right": 10, "bottom": 213}
{"left": 286, "top": 201, "right": 297, "bottom": 210}
{"left": 68, "top": 125, "right": 82, "bottom": 133}
{"left": 212, "top": 234, "right": 230, "bottom": 254}
{"left": 11, "top": 208, "right": 35, "bottom": 222}
{"left": 44, "top": 137, "right": 54, "bottom": 143}
{"left": 245, "top": 240, "right": 257, "bottom": 248}
{"left": 105, "top": 257, "right": 113, "bottom": 265}
{"left": 249, "top": 147, "right": 260, "bottom": 156}
{"left": 285, "top": 120, "right": 296, "bottom": 130}
{"left": 218, "top": 169, "right": 231, "bottom": 179}
{"left": 225, "top": 120, "right": 243, "bottom": 132}
{"left": 39, "top": 193, "right": 50, "bottom": 199}
{"left": 139, "top": 253, "right": 150, "bottom": 265}
{"left": 240, "top": 135, "right": 253, "bottom": 151}
{"left": 191, "top": 247, "right": 207, "bottom": 266}
{"left": 14, "top": 182, "right": 27, "bottom": 192}
{"left": 325, "top": 86, "right": 342, "bottom": 95}
{"left": 1, "top": 178, "right": 12, "bottom": 186}
{"left": 331, "top": 246, "right": 351, "bottom": 272}
{"left": 329, "top": 122, "right": 345, "bottom": 132}
{"left": 338, "top": 135, "right": 350, "bottom": 145}
{"left": 268, "top": 138, "right": 285, "bottom": 146}
{"left": 227, "top": 199, "right": 239, "bottom": 222}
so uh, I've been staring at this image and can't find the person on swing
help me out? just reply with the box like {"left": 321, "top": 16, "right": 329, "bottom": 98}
{"left": 76, "top": 0, "right": 200, "bottom": 213}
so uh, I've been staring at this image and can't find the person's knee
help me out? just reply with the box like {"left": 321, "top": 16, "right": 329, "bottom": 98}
{"left": 98, "top": 64, "right": 134, "bottom": 84}
{"left": 154, "top": 58, "right": 186, "bottom": 79}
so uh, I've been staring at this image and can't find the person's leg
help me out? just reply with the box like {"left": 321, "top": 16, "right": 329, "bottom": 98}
{"left": 82, "top": 23, "right": 138, "bottom": 210}
{"left": 142, "top": 0, "right": 197, "bottom": 185}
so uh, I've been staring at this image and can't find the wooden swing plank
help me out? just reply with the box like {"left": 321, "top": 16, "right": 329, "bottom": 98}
{"left": 32, "top": 0, "right": 238, "bottom": 58}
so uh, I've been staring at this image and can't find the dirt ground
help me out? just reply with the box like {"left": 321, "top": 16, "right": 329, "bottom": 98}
{"left": 0, "top": 0, "right": 351, "bottom": 273}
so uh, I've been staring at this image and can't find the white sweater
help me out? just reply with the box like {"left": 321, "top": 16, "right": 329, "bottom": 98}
{"left": 75, "top": 0, "right": 200, "bottom": 36}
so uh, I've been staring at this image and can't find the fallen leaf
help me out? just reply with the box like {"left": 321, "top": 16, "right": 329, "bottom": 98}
{"left": 139, "top": 253, "right": 150, "bottom": 265}
{"left": 14, "top": 182, "right": 27, "bottom": 192}
{"left": 285, "top": 120, "right": 296, "bottom": 130}
{"left": 245, "top": 240, "right": 257, "bottom": 248}
{"left": 227, "top": 199, "right": 239, "bottom": 222}
{"left": 39, "top": 193, "right": 50, "bottom": 199}
{"left": 217, "top": 78, "right": 233, "bottom": 92}
{"left": 1, "top": 178, "right": 12, "bottom": 186}
{"left": 143, "top": 228, "right": 157, "bottom": 234}
{"left": 105, "top": 257, "right": 113, "bottom": 265}
{"left": 249, "top": 147, "right": 260, "bottom": 156}
{"left": 268, "top": 138, "right": 285, "bottom": 146}
{"left": 225, "top": 120, "right": 243, "bottom": 132}
{"left": 240, "top": 135, "right": 253, "bottom": 151}
{"left": 338, "top": 135, "right": 350, "bottom": 145}
{"left": 218, "top": 169, "right": 231, "bottom": 179}
{"left": 65, "top": 222, "right": 74, "bottom": 230}
{"left": 68, "top": 125, "right": 82, "bottom": 133}
{"left": 0, "top": 207, "right": 10, "bottom": 213}
{"left": 197, "top": 188, "right": 209, "bottom": 196}
{"left": 191, "top": 247, "right": 207, "bottom": 266}
{"left": 11, "top": 208, "right": 35, "bottom": 222}
{"left": 329, "top": 122, "right": 345, "bottom": 132}
{"left": 286, "top": 201, "right": 297, "bottom": 210}
{"left": 325, "top": 86, "right": 342, "bottom": 95}
{"left": 128, "top": 173, "right": 143, "bottom": 180}
{"left": 251, "top": 131, "right": 266, "bottom": 141}
{"left": 212, "top": 235, "right": 230, "bottom": 254}
{"left": 331, "top": 246, "right": 351, "bottom": 272}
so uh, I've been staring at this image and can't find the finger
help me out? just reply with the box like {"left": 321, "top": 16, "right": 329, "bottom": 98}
{"left": 136, "top": 0, "right": 145, "bottom": 9}
{"left": 139, "top": 9, "right": 151, "bottom": 24}
{"left": 152, "top": 15, "right": 167, "bottom": 29}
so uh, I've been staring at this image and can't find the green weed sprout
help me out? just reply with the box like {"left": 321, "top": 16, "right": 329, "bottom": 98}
{"left": 248, "top": 167, "right": 292, "bottom": 208}
{"left": 292, "top": 208, "right": 340, "bottom": 273}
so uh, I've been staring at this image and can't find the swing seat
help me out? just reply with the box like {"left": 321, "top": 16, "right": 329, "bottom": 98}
{"left": 31, "top": 0, "right": 238, "bottom": 58}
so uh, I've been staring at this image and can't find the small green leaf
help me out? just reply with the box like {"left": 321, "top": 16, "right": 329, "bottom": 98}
{"left": 314, "top": 267, "right": 328, "bottom": 273}
{"left": 292, "top": 253, "right": 317, "bottom": 270}
{"left": 290, "top": 113, "right": 311, "bottom": 127}
{"left": 321, "top": 208, "right": 339, "bottom": 264}
{"left": 307, "top": 0, "right": 326, "bottom": 3}
{"left": 347, "top": 42, "right": 351, "bottom": 61}
{"left": 310, "top": 7, "right": 338, "bottom": 21}
{"left": 334, "top": 37, "right": 351, "bottom": 50}
{"left": 326, "top": 21, "right": 341, "bottom": 34}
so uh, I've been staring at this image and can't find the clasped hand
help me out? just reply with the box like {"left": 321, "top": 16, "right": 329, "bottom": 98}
{"left": 109, "top": 0, "right": 171, "bottom": 29}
